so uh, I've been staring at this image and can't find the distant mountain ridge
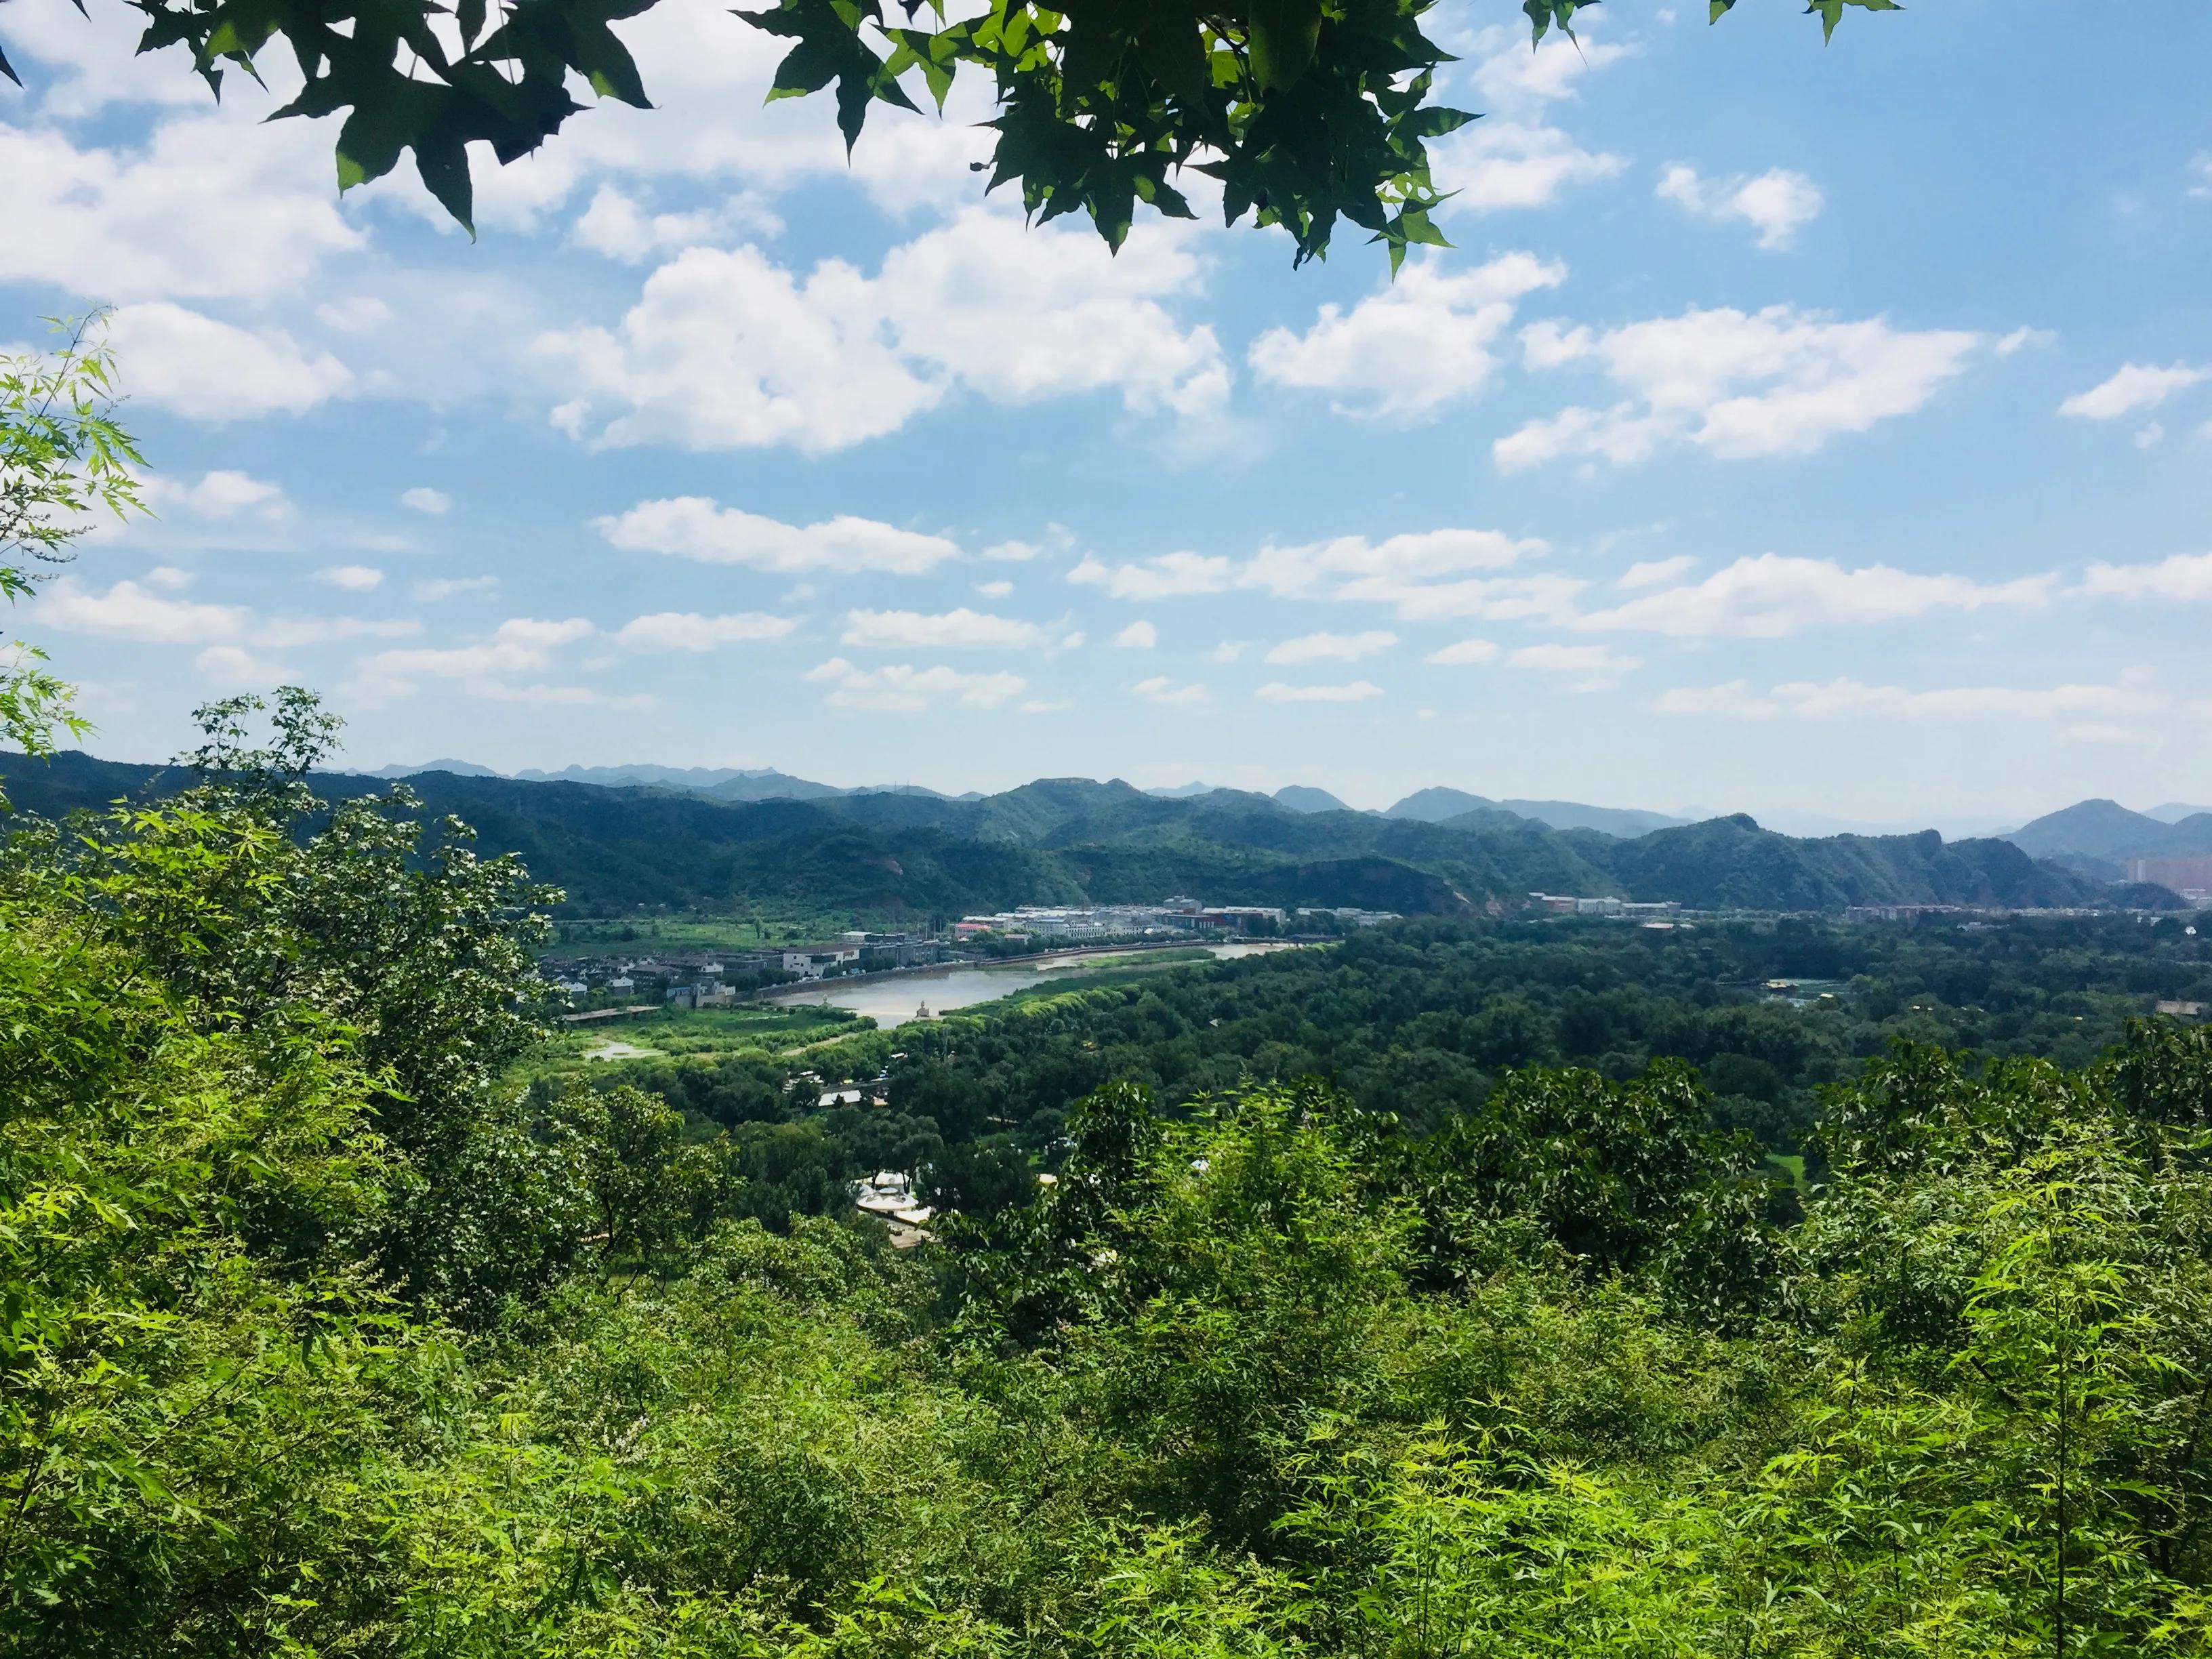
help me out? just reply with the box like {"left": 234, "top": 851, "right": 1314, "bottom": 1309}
{"left": 2007, "top": 799, "right": 2212, "bottom": 863}
{"left": 1, "top": 750, "right": 2163, "bottom": 920}
{"left": 1385, "top": 787, "right": 1689, "bottom": 838}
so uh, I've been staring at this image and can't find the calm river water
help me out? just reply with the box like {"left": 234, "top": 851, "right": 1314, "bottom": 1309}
{"left": 763, "top": 942, "right": 1300, "bottom": 1029}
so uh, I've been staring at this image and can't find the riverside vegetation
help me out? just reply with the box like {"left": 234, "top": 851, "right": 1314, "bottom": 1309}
{"left": 10, "top": 691, "right": 2212, "bottom": 1657}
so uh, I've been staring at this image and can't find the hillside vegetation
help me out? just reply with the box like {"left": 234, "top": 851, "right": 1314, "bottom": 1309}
{"left": 0, "top": 750, "right": 2135, "bottom": 918}
{"left": 10, "top": 704, "right": 2212, "bottom": 1656}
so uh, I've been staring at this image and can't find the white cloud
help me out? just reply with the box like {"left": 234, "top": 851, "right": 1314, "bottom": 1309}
{"left": 318, "top": 296, "right": 394, "bottom": 334}
{"left": 316, "top": 565, "right": 386, "bottom": 592}
{"left": 1132, "top": 676, "right": 1211, "bottom": 708}
{"left": 1431, "top": 122, "right": 1627, "bottom": 214}
{"left": 1248, "top": 253, "right": 1565, "bottom": 418}
{"left": 594, "top": 497, "right": 962, "bottom": 575}
{"left": 106, "top": 303, "right": 352, "bottom": 420}
{"left": 2076, "top": 550, "right": 2212, "bottom": 602}
{"left": 1255, "top": 680, "right": 1385, "bottom": 703}
{"left": 1424, "top": 26, "right": 1633, "bottom": 215}
{"left": 1265, "top": 630, "right": 1397, "bottom": 665}
{"left": 413, "top": 575, "right": 500, "bottom": 601}
{"left": 194, "top": 644, "right": 294, "bottom": 687}
{"left": 352, "top": 617, "right": 595, "bottom": 701}
{"left": 2137, "top": 422, "right": 2167, "bottom": 449}
{"left": 32, "top": 577, "right": 415, "bottom": 649}
{"left": 1466, "top": 24, "right": 1640, "bottom": 109}
{"left": 1657, "top": 675, "right": 2169, "bottom": 721}
{"left": 1423, "top": 638, "right": 1500, "bottom": 664}
{"left": 139, "top": 469, "right": 290, "bottom": 522}
{"left": 1071, "top": 529, "right": 1552, "bottom": 623}
{"left": 401, "top": 487, "right": 452, "bottom": 515}
{"left": 1019, "top": 698, "right": 1073, "bottom": 715}
{"left": 1069, "top": 550, "right": 1238, "bottom": 601}
{"left": 841, "top": 609, "right": 1048, "bottom": 651}
{"left": 34, "top": 577, "right": 247, "bottom": 644}
{"left": 1112, "top": 620, "right": 1158, "bottom": 650}
{"left": 0, "top": 112, "right": 362, "bottom": 302}
{"left": 143, "top": 566, "right": 194, "bottom": 591}
{"left": 539, "top": 209, "right": 1226, "bottom": 453}
{"left": 983, "top": 539, "right": 1042, "bottom": 563}
{"left": 1210, "top": 641, "right": 1249, "bottom": 663}
{"left": 2057, "top": 362, "right": 2209, "bottom": 420}
{"left": 804, "top": 657, "right": 1026, "bottom": 714}
{"left": 1507, "top": 642, "right": 1642, "bottom": 688}
{"left": 2189, "top": 153, "right": 2212, "bottom": 200}
{"left": 974, "top": 579, "right": 1015, "bottom": 599}
{"left": 1995, "top": 325, "right": 2057, "bottom": 356}
{"left": 1655, "top": 164, "right": 1824, "bottom": 249}
{"left": 615, "top": 611, "right": 798, "bottom": 652}
{"left": 1577, "top": 552, "right": 2051, "bottom": 638}
{"left": 1616, "top": 555, "right": 1696, "bottom": 590}
{"left": 1501, "top": 306, "right": 1980, "bottom": 470}
{"left": 571, "top": 183, "right": 781, "bottom": 262}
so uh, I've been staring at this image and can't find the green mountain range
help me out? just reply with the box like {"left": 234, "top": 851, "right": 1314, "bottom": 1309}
{"left": 0, "top": 751, "right": 2174, "bottom": 918}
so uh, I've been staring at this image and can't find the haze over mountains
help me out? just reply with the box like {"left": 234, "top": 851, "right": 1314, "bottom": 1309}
{"left": 4, "top": 750, "right": 2193, "bottom": 921}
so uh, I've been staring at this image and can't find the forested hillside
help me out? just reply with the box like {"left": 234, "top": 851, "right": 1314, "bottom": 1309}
{"left": 12, "top": 701, "right": 2212, "bottom": 1655}
{"left": 0, "top": 749, "right": 2139, "bottom": 916}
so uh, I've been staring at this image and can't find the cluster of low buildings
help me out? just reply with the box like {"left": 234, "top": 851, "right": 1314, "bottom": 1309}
{"left": 1526, "top": 893, "right": 1684, "bottom": 919}
{"left": 949, "top": 899, "right": 1399, "bottom": 941}
{"left": 544, "top": 930, "right": 944, "bottom": 1006}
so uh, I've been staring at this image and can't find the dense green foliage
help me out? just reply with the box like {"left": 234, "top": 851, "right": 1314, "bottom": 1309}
{"left": 11, "top": 699, "right": 2212, "bottom": 1656}
{"left": 0, "top": 752, "right": 2142, "bottom": 918}
{"left": 3, "top": 0, "right": 1891, "bottom": 259}
{"left": 0, "top": 319, "right": 142, "bottom": 761}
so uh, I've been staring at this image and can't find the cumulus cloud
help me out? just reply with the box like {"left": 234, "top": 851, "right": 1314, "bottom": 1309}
{"left": 1112, "top": 620, "right": 1158, "bottom": 649}
{"left": 1422, "top": 638, "right": 1499, "bottom": 664}
{"left": 1071, "top": 529, "right": 1574, "bottom": 624}
{"left": 1576, "top": 552, "right": 2052, "bottom": 638}
{"left": 316, "top": 565, "right": 385, "bottom": 592}
{"left": 2190, "top": 153, "right": 2212, "bottom": 199}
{"left": 539, "top": 209, "right": 1226, "bottom": 453}
{"left": 1132, "top": 676, "right": 1211, "bottom": 708}
{"left": 2057, "top": 362, "right": 2209, "bottom": 420}
{"left": 2076, "top": 550, "right": 2212, "bottom": 602}
{"left": 1265, "top": 630, "right": 1397, "bottom": 665}
{"left": 1507, "top": 642, "right": 1642, "bottom": 689}
{"left": 571, "top": 183, "right": 782, "bottom": 262}
{"left": 194, "top": 644, "right": 295, "bottom": 687}
{"left": 615, "top": 611, "right": 798, "bottom": 651}
{"left": 1616, "top": 555, "right": 1696, "bottom": 590}
{"left": 594, "top": 497, "right": 962, "bottom": 576}
{"left": 1248, "top": 253, "right": 1565, "bottom": 418}
{"left": 1656, "top": 674, "right": 2168, "bottom": 721}
{"left": 0, "top": 112, "right": 362, "bottom": 302}
{"left": 804, "top": 657, "right": 1026, "bottom": 714}
{"left": 1255, "top": 680, "right": 1384, "bottom": 703}
{"left": 106, "top": 303, "right": 352, "bottom": 420}
{"left": 1424, "top": 25, "right": 1633, "bottom": 215}
{"left": 1500, "top": 306, "right": 1980, "bottom": 470}
{"left": 1655, "top": 164, "right": 1824, "bottom": 249}
{"left": 351, "top": 617, "right": 595, "bottom": 701}
{"left": 1431, "top": 123, "right": 1626, "bottom": 215}
{"left": 401, "top": 487, "right": 452, "bottom": 515}
{"left": 974, "top": 579, "right": 1015, "bottom": 599}
{"left": 33, "top": 577, "right": 417, "bottom": 649}
{"left": 841, "top": 609, "right": 1048, "bottom": 651}
{"left": 134, "top": 470, "right": 291, "bottom": 524}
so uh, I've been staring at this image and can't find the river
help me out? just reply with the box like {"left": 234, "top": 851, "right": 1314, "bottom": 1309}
{"left": 762, "top": 941, "right": 1303, "bottom": 1029}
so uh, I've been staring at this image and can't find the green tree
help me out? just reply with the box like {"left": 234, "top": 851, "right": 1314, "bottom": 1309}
{"left": 5, "top": 0, "right": 1897, "bottom": 261}
{"left": 0, "top": 315, "right": 144, "bottom": 759}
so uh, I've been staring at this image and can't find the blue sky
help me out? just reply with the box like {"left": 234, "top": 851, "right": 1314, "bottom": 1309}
{"left": 3, "top": 0, "right": 2210, "bottom": 829}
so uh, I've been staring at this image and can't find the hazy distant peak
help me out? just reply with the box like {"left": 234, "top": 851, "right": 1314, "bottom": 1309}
{"left": 1275, "top": 785, "right": 1353, "bottom": 813}
{"left": 365, "top": 758, "right": 501, "bottom": 778}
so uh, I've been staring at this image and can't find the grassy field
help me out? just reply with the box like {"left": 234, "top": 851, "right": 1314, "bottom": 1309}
{"left": 515, "top": 1003, "right": 873, "bottom": 1081}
